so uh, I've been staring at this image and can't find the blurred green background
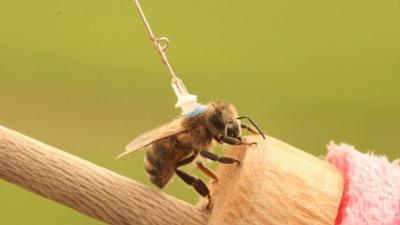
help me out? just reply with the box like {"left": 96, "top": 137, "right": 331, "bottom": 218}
{"left": 0, "top": 0, "right": 399, "bottom": 224}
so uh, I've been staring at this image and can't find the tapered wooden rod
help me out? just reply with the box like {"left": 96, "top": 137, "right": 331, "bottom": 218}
{"left": 0, "top": 125, "right": 343, "bottom": 225}
{"left": 0, "top": 126, "right": 208, "bottom": 225}
{"left": 202, "top": 136, "right": 344, "bottom": 225}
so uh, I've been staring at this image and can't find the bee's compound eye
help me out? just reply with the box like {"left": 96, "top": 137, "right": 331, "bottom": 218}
{"left": 210, "top": 112, "right": 226, "bottom": 130}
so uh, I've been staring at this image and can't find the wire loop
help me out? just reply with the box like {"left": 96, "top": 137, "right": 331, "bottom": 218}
{"left": 152, "top": 36, "right": 170, "bottom": 52}
{"left": 134, "top": 0, "right": 178, "bottom": 79}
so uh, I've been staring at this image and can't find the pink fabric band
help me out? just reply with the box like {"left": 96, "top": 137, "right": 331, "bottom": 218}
{"left": 326, "top": 143, "right": 400, "bottom": 225}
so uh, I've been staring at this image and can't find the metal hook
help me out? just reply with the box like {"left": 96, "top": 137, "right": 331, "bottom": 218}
{"left": 151, "top": 36, "right": 170, "bottom": 52}
{"left": 133, "top": 0, "right": 178, "bottom": 79}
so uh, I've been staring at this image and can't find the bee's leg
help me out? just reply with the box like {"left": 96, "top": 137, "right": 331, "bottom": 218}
{"left": 220, "top": 135, "right": 257, "bottom": 147}
{"left": 175, "top": 155, "right": 212, "bottom": 209}
{"left": 241, "top": 124, "right": 260, "bottom": 135}
{"left": 237, "top": 116, "right": 266, "bottom": 139}
{"left": 195, "top": 161, "right": 219, "bottom": 183}
{"left": 200, "top": 150, "right": 241, "bottom": 166}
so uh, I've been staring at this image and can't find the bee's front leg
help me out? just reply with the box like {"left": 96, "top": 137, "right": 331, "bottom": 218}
{"left": 219, "top": 135, "right": 257, "bottom": 147}
{"left": 200, "top": 150, "right": 241, "bottom": 167}
{"left": 241, "top": 124, "right": 260, "bottom": 135}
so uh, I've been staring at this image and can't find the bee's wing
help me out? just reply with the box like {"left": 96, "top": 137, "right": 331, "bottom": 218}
{"left": 117, "top": 118, "right": 187, "bottom": 159}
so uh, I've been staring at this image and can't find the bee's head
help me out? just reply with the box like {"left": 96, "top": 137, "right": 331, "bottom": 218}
{"left": 207, "top": 101, "right": 241, "bottom": 139}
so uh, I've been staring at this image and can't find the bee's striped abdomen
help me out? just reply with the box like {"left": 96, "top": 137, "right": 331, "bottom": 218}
{"left": 144, "top": 136, "right": 191, "bottom": 188}
{"left": 144, "top": 142, "right": 173, "bottom": 188}
{"left": 144, "top": 132, "right": 196, "bottom": 188}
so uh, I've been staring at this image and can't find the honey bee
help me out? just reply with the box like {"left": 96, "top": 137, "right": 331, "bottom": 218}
{"left": 117, "top": 101, "right": 265, "bottom": 208}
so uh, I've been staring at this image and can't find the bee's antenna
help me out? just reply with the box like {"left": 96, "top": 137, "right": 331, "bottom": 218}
{"left": 237, "top": 116, "right": 266, "bottom": 139}
{"left": 132, "top": 0, "right": 203, "bottom": 116}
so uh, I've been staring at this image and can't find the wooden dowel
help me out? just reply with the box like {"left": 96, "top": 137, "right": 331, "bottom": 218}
{"left": 0, "top": 126, "right": 208, "bottom": 225}
{"left": 0, "top": 125, "right": 344, "bottom": 225}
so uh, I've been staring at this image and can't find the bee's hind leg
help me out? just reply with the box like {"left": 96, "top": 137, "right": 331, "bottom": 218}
{"left": 195, "top": 161, "right": 219, "bottom": 183}
{"left": 175, "top": 154, "right": 212, "bottom": 209}
{"left": 200, "top": 150, "right": 241, "bottom": 166}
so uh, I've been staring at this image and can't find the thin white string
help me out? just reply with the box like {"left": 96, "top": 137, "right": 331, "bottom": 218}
{"left": 133, "top": 0, "right": 178, "bottom": 80}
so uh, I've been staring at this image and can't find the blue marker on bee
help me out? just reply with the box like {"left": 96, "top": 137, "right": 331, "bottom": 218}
{"left": 185, "top": 105, "right": 209, "bottom": 118}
